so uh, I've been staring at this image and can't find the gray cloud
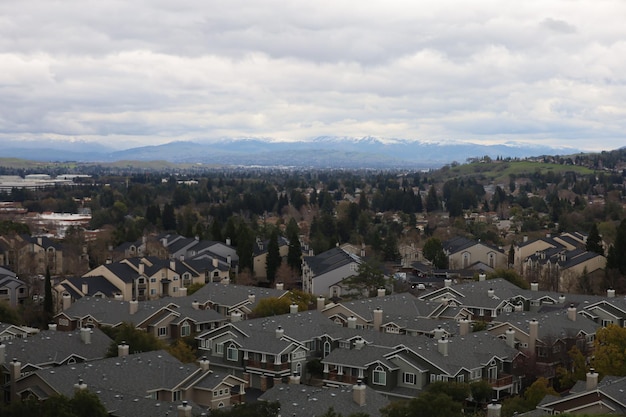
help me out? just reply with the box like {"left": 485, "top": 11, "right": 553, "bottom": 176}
{"left": 1, "top": 0, "right": 625, "bottom": 151}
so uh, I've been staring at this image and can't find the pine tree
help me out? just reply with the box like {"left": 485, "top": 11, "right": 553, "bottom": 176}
{"left": 586, "top": 223, "right": 604, "bottom": 255}
{"left": 286, "top": 219, "right": 302, "bottom": 274}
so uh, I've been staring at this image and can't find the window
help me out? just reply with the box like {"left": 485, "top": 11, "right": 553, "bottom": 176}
{"left": 373, "top": 366, "right": 386, "bottom": 385}
{"left": 601, "top": 319, "right": 613, "bottom": 327}
{"left": 227, "top": 344, "right": 238, "bottom": 361}
{"left": 470, "top": 369, "right": 482, "bottom": 380}
{"left": 403, "top": 372, "right": 416, "bottom": 385}
{"left": 215, "top": 343, "right": 224, "bottom": 354}
{"left": 173, "top": 391, "right": 181, "bottom": 401}
{"left": 292, "top": 351, "right": 306, "bottom": 360}
{"left": 150, "top": 289, "right": 156, "bottom": 295}
{"left": 456, "top": 374, "right": 465, "bottom": 383}
{"left": 173, "top": 276, "right": 178, "bottom": 281}
{"left": 385, "top": 326, "right": 400, "bottom": 334}
{"left": 181, "top": 324, "right": 191, "bottom": 337}
{"left": 323, "top": 341, "right": 331, "bottom": 357}
{"left": 138, "top": 278, "right": 145, "bottom": 284}
{"left": 158, "top": 327, "right": 167, "bottom": 337}
{"left": 150, "top": 278, "right": 156, "bottom": 283}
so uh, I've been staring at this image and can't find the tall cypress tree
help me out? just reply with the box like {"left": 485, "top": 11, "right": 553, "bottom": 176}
{"left": 286, "top": 219, "right": 302, "bottom": 274}
{"left": 44, "top": 266, "right": 53, "bottom": 323}
{"left": 266, "top": 229, "right": 282, "bottom": 284}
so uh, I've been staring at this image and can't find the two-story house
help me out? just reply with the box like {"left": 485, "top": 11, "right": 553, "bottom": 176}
{"left": 301, "top": 247, "right": 362, "bottom": 297}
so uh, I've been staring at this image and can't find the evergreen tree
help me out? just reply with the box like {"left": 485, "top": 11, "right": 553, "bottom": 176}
{"left": 586, "top": 223, "right": 604, "bottom": 255}
{"left": 236, "top": 222, "right": 255, "bottom": 272}
{"left": 286, "top": 219, "right": 302, "bottom": 274}
{"left": 266, "top": 229, "right": 282, "bottom": 284}
{"left": 425, "top": 185, "right": 440, "bottom": 212}
{"left": 161, "top": 203, "right": 177, "bottom": 231}
{"left": 44, "top": 266, "right": 53, "bottom": 321}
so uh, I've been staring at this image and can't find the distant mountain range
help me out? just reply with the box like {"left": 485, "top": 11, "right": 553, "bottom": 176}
{"left": 1, "top": 137, "right": 584, "bottom": 169}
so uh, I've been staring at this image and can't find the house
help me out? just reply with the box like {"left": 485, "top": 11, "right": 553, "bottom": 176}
{"left": 443, "top": 236, "right": 507, "bottom": 272}
{"left": 536, "top": 371, "right": 626, "bottom": 415}
{"left": 301, "top": 247, "right": 362, "bottom": 297}
{"left": 158, "top": 234, "right": 239, "bottom": 273}
{"left": 523, "top": 247, "right": 606, "bottom": 293}
{"left": 259, "top": 381, "right": 390, "bottom": 417}
{"left": 78, "top": 256, "right": 214, "bottom": 302}
{"left": 189, "top": 282, "right": 289, "bottom": 319}
{"left": 514, "top": 232, "right": 588, "bottom": 276}
{"left": 252, "top": 236, "right": 289, "bottom": 280}
{"left": 9, "top": 349, "right": 246, "bottom": 415}
{"left": 320, "top": 327, "right": 523, "bottom": 400}
{"left": 17, "top": 235, "right": 64, "bottom": 275}
{"left": 0, "top": 271, "right": 28, "bottom": 307}
{"left": 0, "top": 323, "right": 34, "bottom": 342}
{"left": 488, "top": 308, "right": 600, "bottom": 381}
{"left": 1, "top": 326, "right": 112, "bottom": 402}
{"left": 54, "top": 296, "right": 227, "bottom": 341}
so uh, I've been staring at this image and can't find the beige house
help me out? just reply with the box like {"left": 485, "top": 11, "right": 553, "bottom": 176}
{"left": 444, "top": 236, "right": 507, "bottom": 271}
{"left": 252, "top": 236, "right": 289, "bottom": 279}
{"left": 514, "top": 232, "right": 587, "bottom": 274}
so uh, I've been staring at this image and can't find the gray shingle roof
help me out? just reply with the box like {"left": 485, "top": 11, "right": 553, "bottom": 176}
{"left": 259, "top": 383, "right": 390, "bottom": 417}
{"left": 3, "top": 327, "right": 112, "bottom": 367}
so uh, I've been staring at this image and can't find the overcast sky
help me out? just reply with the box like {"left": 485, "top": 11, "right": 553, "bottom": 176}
{"left": 1, "top": 1, "right": 625, "bottom": 151}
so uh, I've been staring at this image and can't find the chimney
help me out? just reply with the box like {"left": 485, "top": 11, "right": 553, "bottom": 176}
{"left": 80, "top": 327, "right": 92, "bottom": 344}
{"left": 74, "top": 379, "right": 88, "bottom": 392}
{"left": 523, "top": 235, "right": 528, "bottom": 243}
{"left": 192, "top": 300, "right": 200, "bottom": 310}
{"left": 353, "top": 380, "right": 366, "bottom": 406}
{"left": 179, "top": 254, "right": 185, "bottom": 262}
{"left": 48, "top": 323, "right": 57, "bottom": 331}
{"left": 212, "top": 258, "right": 218, "bottom": 268}
{"left": 37, "top": 236, "right": 43, "bottom": 246}
{"left": 248, "top": 293, "right": 256, "bottom": 304}
{"left": 479, "top": 273, "right": 486, "bottom": 281}
{"left": 559, "top": 294, "right": 566, "bottom": 303}
{"left": 488, "top": 288, "right": 495, "bottom": 297}
{"left": 62, "top": 293, "right": 72, "bottom": 311}
{"left": 290, "top": 303, "right": 298, "bottom": 314}
{"left": 567, "top": 304, "right": 577, "bottom": 321}
{"left": 275, "top": 282, "right": 284, "bottom": 291}
{"left": 82, "top": 282, "right": 89, "bottom": 295}
{"left": 444, "top": 279, "right": 452, "bottom": 288}
{"left": 377, "top": 288, "right": 386, "bottom": 298}
{"left": 347, "top": 316, "right": 357, "bottom": 329}
{"left": 317, "top": 296, "right": 326, "bottom": 311}
{"left": 118, "top": 342, "right": 129, "bottom": 357}
{"left": 354, "top": 338, "right": 365, "bottom": 350}
{"left": 170, "top": 259, "right": 176, "bottom": 271}
{"left": 433, "top": 325, "right": 445, "bottom": 340}
{"left": 373, "top": 307, "right": 383, "bottom": 331}
{"left": 178, "top": 287, "right": 188, "bottom": 297}
{"left": 487, "top": 401, "right": 502, "bottom": 417}
{"left": 607, "top": 288, "right": 616, "bottom": 298}
{"left": 225, "top": 237, "right": 231, "bottom": 246}
{"left": 530, "top": 282, "right": 539, "bottom": 291}
{"left": 114, "top": 293, "right": 123, "bottom": 301}
{"left": 438, "top": 336, "right": 449, "bottom": 356}
{"left": 514, "top": 302, "right": 524, "bottom": 312}
{"left": 459, "top": 319, "right": 470, "bottom": 336}
{"left": 227, "top": 255, "right": 232, "bottom": 266}
{"left": 177, "top": 401, "right": 193, "bottom": 417}
{"left": 529, "top": 319, "right": 538, "bottom": 355}
{"left": 276, "top": 326, "right": 284, "bottom": 339}
{"left": 289, "top": 372, "right": 301, "bottom": 385}
{"left": 129, "top": 299, "right": 138, "bottom": 315}
{"left": 586, "top": 368, "right": 598, "bottom": 391}
{"left": 10, "top": 359, "right": 21, "bottom": 403}
{"left": 199, "top": 357, "right": 210, "bottom": 371}
{"left": 138, "top": 262, "right": 144, "bottom": 275}
{"left": 230, "top": 311, "right": 242, "bottom": 322}
{"left": 505, "top": 327, "right": 515, "bottom": 348}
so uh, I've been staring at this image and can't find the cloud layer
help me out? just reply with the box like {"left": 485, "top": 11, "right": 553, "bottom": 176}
{"left": 2, "top": 0, "right": 625, "bottom": 151}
